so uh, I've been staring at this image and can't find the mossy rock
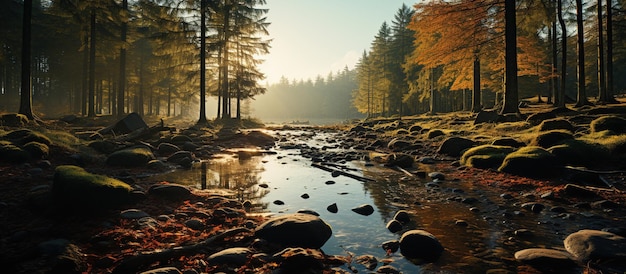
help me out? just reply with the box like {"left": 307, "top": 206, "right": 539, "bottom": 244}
{"left": 22, "top": 141, "right": 49, "bottom": 159}
{"left": 460, "top": 145, "right": 517, "bottom": 169}
{"left": 548, "top": 139, "right": 610, "bottom": 167}
{"left": 526, "top": 112, "right": 557, "bottom": 125}
{"left": 498, "top": 146, "right": 558, "bottom": 178}
{"left": 596, "top": 135, "right": 626, "bottom": 156}
{"left": 0, "top": 141, "right": 30, "bottom": 163}
{"left": 491, "top": 137, "right": 525, "bottom": 148}
{"left": 408, "top": 125, "right": 423, "bottom": 133}
{"left": 530, "top": 130, "right": 574, "bottom": 148}
{"left": 0, "top": 113, "right": 29, "bottom": 127}
{"left": 2, "top": 129, "right": 52, "bottom": 146}
{"left": 537, "top": 118, "right": 574, "bottom": 132}
{"left": 438, "top": 136, "right": 477, "bottom": 157}
{"left": 105, "top": 147, "right": 155, "bottom": 167}
{"left": 52, "top": 165, "right": 132, "bottom": 209}
{"left": 426, "top": 129, "right": 445, "bottom": 139}
{"left": 88, "top": 140, "right": 118, "bottom": 154}
{"left": 590, "top": 116, "right": 626, "bottom": 134}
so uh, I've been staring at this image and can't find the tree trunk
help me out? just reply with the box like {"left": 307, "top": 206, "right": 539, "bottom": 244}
{"left": 605, "top": 0, "right": 616, "bottom": 102}
{"left": 198, "top": 0, "right": 208, "bottom": 123}
{"left": 557, "top": 0, "right": 567, "bottom": 108}
{"left": 221, "top": 7, "right": 230, "bottom": 119}
{"left": 471, "top": 55, "right": 481, "bottom": 113}
{"left": 500, "top": 0, "right": 519, "bottom": 115}
{"left": 548, "top": 21, "right": 555, "bottom": 104}
{"left": 597, "top": 0, "right": 609, "bottom": 103}
{"left": 81, "top": 30, "right": 88, "bottom": 116}
{"left": 19, "top": 0, "right": 34, "bottom": 120}
{"left": 87, "top": 9, "right": 96, "bottom": 117}
{"left": 575, "top": 0, "right": 589, "bottom": 107}
{"left": 117, "top": 0, "right": 127, "bottom": 117}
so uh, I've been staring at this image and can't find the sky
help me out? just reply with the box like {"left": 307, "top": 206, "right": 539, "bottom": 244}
{"left": 258, "top": 0, "right": 413, "bottom": 84}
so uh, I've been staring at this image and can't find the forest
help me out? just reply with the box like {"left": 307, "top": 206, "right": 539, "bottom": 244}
{"left": 2, "top": 0, "right": 626, "bottom": 123}
{"left": 1, "top": 0, "right": 269, "bottom": 122}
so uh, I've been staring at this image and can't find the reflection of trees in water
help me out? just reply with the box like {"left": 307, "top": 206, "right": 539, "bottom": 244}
{"left": 204, "top": 155, "right": 269, "bottom": 207}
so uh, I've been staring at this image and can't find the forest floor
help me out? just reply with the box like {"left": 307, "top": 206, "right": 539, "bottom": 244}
{"left": 1, "top": 97, "right": 626, "bottom": 273}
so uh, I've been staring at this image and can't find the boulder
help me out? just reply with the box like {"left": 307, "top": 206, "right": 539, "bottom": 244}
{"left": 437, "top": 136, "right": 477, "bottom": 157}
{"left": 399, "top": 230, "right": 444, "bottom": 262}
{"left": 474, "top": 110, "right": 500, "bottom": 124}
{"left": 99, "top": 112, "right": 148, "bottom": 135}
{"left": 537, "top": 118, "right": 574, "bottom": 132}
{"left": 351, "top": 204, "right": 374, "bottom": 216}
{"left": 498, "top": 146, "right": 558, "bottom": 178}
{"left": 530, "top": 130, "right": 574, "bottom": 148}
{"left": 52, "top": 165, "right": 132, "bottom": 209}
{"left": 385, "top": 153, "right": 414, "bottom": 168}
{"left": 88, "top": 140, "right": 117, "bottom": 154}
{"left": 0, "top": 141, "right": 30, "bottom": 163}
{"left": 0, "top": 113, "right": 29, "bottom": 127}
{"left": 106, "top": 148, "right": 155, "bottom": 167}
{"left": 426, "top": 129, "right": 445, "bottom": 139}
{"left": 590, "top": 115, "right": 626, "bottom": 134}
{"left": 514, "top": 248, "right": 576, "bottom": 269}
{"left": 491, "top": 137, "right": 525, "bottom": 148}
{"left": 148, "top": 183, "right": 191, "bottom": 200}
{"left": 3, "top": 129, "right": 51, "bottom": 145}
{"left": 207, "top": 247, "right": 252, "bottom": 265}
{"left": 156, "top": 143, "right": 180, "bottom": 155}
{"left": 460, "top": 145, "right": 516, "bottom": 169}
{"left": 22, "top": 141, "right": 49, "bottom": 159}
{"left": 548, "top": 139, "right": 610, "bottom": 167}
{"left": 254, "top": 213, "right": 332, "bottom": 249}
{"left": 245, "top": 130, "right": 276, "bottom": 147}
{"left": 526, "top": 111, "right": 557, "bottom": 125}
{"left": 387, "top": 138, "right": 412, "bottom": 151}
{"left": 564, "top": 230, "right": 626, "bottom": 262}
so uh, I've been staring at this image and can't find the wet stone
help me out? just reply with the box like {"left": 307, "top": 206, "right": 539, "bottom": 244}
{"left": 325, "top": 180, "right": 336, "bottom": 185}
{"left": 393, "top": 210, "right": 411, "bottom": 224}
{"left": 514, "top": 248, "right": 576, "bottom": 270}
{"left": 382, "top": 240, "right": 400, "bottom": 253}
{"left": 254, "top": 213, "right": 332, "bottom": 249}
{"left": 500, "top": 193, "right": 514, "bottom": 200}
{"left": 351, "top": 204, "right": 374, "bottom": 216}
{"left": 139, "top": 267, "right": 182, "bottom": 274}
{"left": 327, "top": 203, "right": 338, "bottom": 213}
{"left": 386, "top": 219, "right": 403, "bottom": 233}
{"left": 273, "top": 200, "right": 285, "bottom": 205}
{"left": 296, "top": 209, "right": 319, "bottom": 216}
{"left": 120, "top": 209, "right": 149, "bottom": 219}
{"left": 428, "top": 172, "right": 445, "bottom": 180}
{"left": 564, "top": 229, "right": 626, "bottom": 262}
{"left": 376, "top": 265, "right": 400, "bottom": 274}
{"left": 455, "top": 220, "right": 469, "bottom": 227}
{"left": 300, "top": 193, "right": 310, "bottom": 199}
{"left": 207, "top": 247, "right": 253, "bottom": 265}
{"left": 184, "top": 218, "right": 204, "bottom": 230}
{"left": 399, "top": 230, "right": 444, "bottom": 262}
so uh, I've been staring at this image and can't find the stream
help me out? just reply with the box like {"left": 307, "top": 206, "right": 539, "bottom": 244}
{"left": 149, "top": 127, "right": 626, "bottom": 273}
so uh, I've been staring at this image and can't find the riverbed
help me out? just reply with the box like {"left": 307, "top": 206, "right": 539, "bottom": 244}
{"left": 150, "top": 127, "right": 626, "bottom": 273}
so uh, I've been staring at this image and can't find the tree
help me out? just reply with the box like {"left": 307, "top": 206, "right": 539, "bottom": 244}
{"left": 117, "top": 0, "right": 128, "bottom": 117}
{"left": 500, "top": 0, "right": 519, "bottom": 115}
{"left": 198, "top": 0, "right": 208, "bottom": 123}
{"left": 19, "top": 0, "right": 35, "bottom": 120}
{"left": 574, "top": 0, "right": 591, "bottom": 107}
{"left": 556, "top": 0, "right": 567, "bottom": 108}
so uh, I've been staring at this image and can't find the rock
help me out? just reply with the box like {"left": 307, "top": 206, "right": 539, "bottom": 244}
{"left": 428, "top": 172, "right": 445, "bottom": 180}
{"left": 526, "top": 111, "right": 557, "bottom": 125}
{"left": 148, "top": 183, "right": 191, "bottom": 200}
{"left": 22, "top": 141, "right": 49, "bottom": 159}
{"left": 324, "top": 180, "right": 336, "bottom": 185}
{"left": 455, "top": 220, "right": 469, "bottom": 227}
{"left": 184, "top": 218, "right": 205, "bottom": 230}
{"left": 537, "top": 118, "right": 574, "bottom": 132}
{"left": 500, "top": 193, "right": 514, "bottom": 199}
{"left": 514, "top": 248, "right": 576, "bottom": 269}
{"left": 245, "top": 130, "right": 276, "bottom": 147}
{"left": 0, "top": 141, "right": 30, "bottom": 163}
{"left": 590, "top": 115, "right": 626, "bottom": 134}
{"left": 3, "top": 129, "right": 51, "bottom": 145}
{"left": 564, "top": 229, "right": 626, "bottom": 262}
{"left": 0, "top": 113, "right": 29, "bottom": 127}
{"left": 296, "top": 209, "right": 319, "bottom": 216}
{"left": 52, "top": 165, "right": 132, "bottom": 209}
{"left": 254, "top": 213, "right": 332, "bottom": 249}
{"left": 474, "top": 110, "right": 500, "bottom": 124}
{"left": 393, "top": 210, "right": 411, "bottom": 224}
{"left": 385, "top": 153, "right": 414, "bottom": 168}
{"left": 351, "top": 204, "right": 374, "bottom": 216}
{"left": 88, "top": 140, "right": 117, "bottom": 154}
{"left": 530, "top": 130, "right": 574, "bottom": 148}
{"left": 355, "top": 254, "right": 378, "bottom": 270}
{"left": 120, "top": 209, "right": 149, "bottom": 219}
{"left": 47, "top": 242, "right": 87, "bottom": 274}
{"left": 382, "top": 240, "right": 400, "bottom": 253}
{"left": 106, "top": 147, "right": 155, "bottom": 167}
{"left": 147, "top": 160, "right": 169, "bottom": 171}
{"left": 207, "top": 247, "right": 253, "bottom": 265}
{"left": 491, "top": 137, "right": 525, "bottom": 148}
{"left": 548, "top": 139, "right": 610, "bottom": 166}
{"left": 387, "top": 138, "right": 412, "bottom": 150}
{"left": 156, "top": 143, "right": 180, "bottom": 155}
{"left": 300, "top": 193, "right": 310, "bottom": 199}
{"left": 273, "top": 247, "right": 325, "bottom": 272}
{"left": 139, "top": 267, "right": 182, "bottom": 274}
{"left": 327, "top": 203, "right": 338, "bottom": 213}
{"left": 182, "top": 142, "right": 199, "bottom": 152}
{"left": 166, "top": 151, "right": 194, "bottom": 167}
{"left": 426, "top": 129, "right": 445, "bottom": 139}
{"left": 38, "top": 238, "right": 71, "bottom": 256}
{"left": 498, "top": 146, "right": 558, "bottom": 178}
{"left": 100, "top": 112, "right": 148, "bottom": 135}
{"left": 376, "top": 265, "right": 400, "bottom": 274}
{"left": 273, "top": 200, "right": 285, "bottom": 205}
{"left": 521, "top": 202, "right": 545, "bottom": 213}
{"left": 399, "top": 230, "right": 444, "bottom": 262}
{"left": 460, "top": 145, "right": 516, "bottom": 169}
{"left": 386, "top": 219, "right": 403, "bottom": 233}
{"left": 437, "top": 136, "right": 477, "bottom": 157}
{"left": 563, "top": 184, "right": 601, "bottom": 198}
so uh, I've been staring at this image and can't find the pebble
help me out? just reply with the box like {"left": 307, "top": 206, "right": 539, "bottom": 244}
{"left": 300, "top": 193, "right": 310, "bottom": 199}
{"left": 386, "top": 219, "right": 403, "bottom": 233}
{"left": 273, "top": 200, "right": 285, "bottom": 205}
{"left": 184, "top": 219, "right": 205, "bottom": 230}
{"left": 120, "top": 209, "right": 150, "bottom": 219}
{"left": 327, "top": 203, "right": 338, "bottom": 213}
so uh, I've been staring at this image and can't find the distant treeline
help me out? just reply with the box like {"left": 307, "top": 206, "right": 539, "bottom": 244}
{"left": 252, "top": 68, "right": 363, "bottom": 123}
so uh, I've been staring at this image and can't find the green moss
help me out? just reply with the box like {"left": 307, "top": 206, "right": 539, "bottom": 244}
{"left": 52, "top": 165, "right": 132, "bottom": 209}
{"left": 460, "top": 145, "right": 517, "bottom": 169}
{"left": 22, "top": 141, "right": 49, "bottom": 159}
{"left": 592, "top": 134, "right": 626, "bottom": 156}
{"left": 426, "top": 129, "right": 445, "bottom": 139}
{"left": 2, "top": 129, "right": 52, "bottom": 146}
{"left": 537, "top": 118, "right": 574, "bottom": 132}
{"left": 0, "top": 113, "right": 29, "bottom": 127}
{"left": 529, "top": 130, "right": 574, "bottom": 148}
{"left": 498, "top": 146, "right": 558, "bottom": 178}
{"left": 548, "top": 139, "right": 610, "bottom": 167}
{"left": 105, "top": 147, "right": 155, "bottom": 167}
{"left": 0, "top": 141, "right": 30, "bottom": 163}
{"left": 590, "top": 116, "right": 626, "bottom": 134}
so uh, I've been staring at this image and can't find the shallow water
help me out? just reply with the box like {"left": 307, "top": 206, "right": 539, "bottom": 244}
{"left": 151, "top": 129, "right": 626, "bottom": 273}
